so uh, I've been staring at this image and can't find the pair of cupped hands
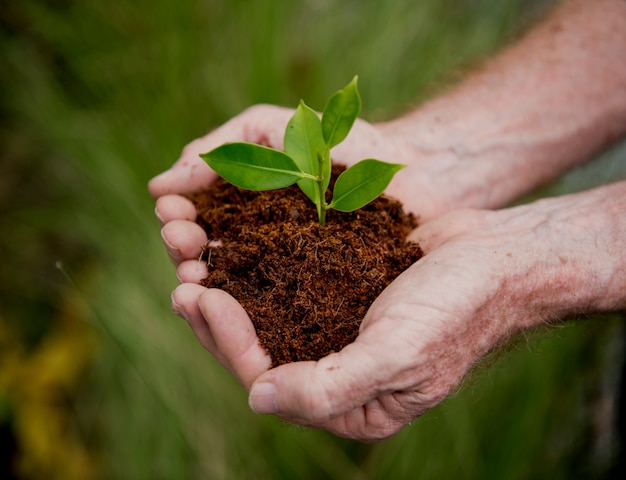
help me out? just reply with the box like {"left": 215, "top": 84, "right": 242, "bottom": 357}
{"left": 149, "top": 105, "right": 578, "bottom": 442}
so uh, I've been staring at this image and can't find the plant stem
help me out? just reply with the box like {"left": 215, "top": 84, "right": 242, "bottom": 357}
{"left": 316, "top": 150, "right": 331, "bottom": 225}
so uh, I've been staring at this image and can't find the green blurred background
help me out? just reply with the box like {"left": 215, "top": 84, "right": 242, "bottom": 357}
{"left": 2, "top": 0, "right": 625, "bottom": 478}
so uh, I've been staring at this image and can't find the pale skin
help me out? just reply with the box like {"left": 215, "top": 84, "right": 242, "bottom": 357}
{"left": 149, "top": 0, "right": 626, "bottom": 442}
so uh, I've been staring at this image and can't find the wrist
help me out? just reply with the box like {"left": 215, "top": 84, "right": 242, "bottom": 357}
{"left": 381, "top": 92, "right": 609, "bottom": 214}
{"left": 502, "top": 182, "right": 626, "bottom": 331}
{"left": 379, "top": 109, "right": 542, "bottom": 215}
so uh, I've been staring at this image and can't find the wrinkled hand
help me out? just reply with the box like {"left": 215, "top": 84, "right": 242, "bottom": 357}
{"left": 168, "top": 190, "right": 611, "bottom": 441}
{"left": 150, "top": 104, "right": 622, "bottom": 441}
{"left": 149, "top": 103, "right": 473, "bottom": 297}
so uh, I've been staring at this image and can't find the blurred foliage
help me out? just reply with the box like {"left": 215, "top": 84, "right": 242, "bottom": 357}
{"left": 0, "top": 292, "right": 96, "bottom": 479}
{"left": 1, "top": 0, "right": 625, "bottom": 478}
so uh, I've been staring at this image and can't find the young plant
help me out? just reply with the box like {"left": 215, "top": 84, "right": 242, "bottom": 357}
{"left": 200, "top": 76, "right": 405, "bottom": 225}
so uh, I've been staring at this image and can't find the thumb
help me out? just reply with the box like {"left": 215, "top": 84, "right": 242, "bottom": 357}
{"left": 248, "top": 322, "right": 405, "bottom": 424}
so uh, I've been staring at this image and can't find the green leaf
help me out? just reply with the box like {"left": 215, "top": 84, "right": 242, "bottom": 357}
{"left": 284, "top": 101, "right": 326, "bottom": 204}
{"left": 321, "top": 75, "right": 361, "bottom": 149}
{"left": 200, "top": 142, "right": 305, "bottom": 191}
{"left": 284, "top": 101, "right": 324, "bottom": 175}
{"left": 330, "top": 159, "right": 406, "bottom": 212}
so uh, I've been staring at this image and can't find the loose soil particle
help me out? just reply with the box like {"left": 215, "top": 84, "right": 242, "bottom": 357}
{"left": 189, "top": 167, "right": 423, "bottom": 367}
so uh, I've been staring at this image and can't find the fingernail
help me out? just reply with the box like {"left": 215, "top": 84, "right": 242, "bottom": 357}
{"left": 171, "top": 292, "right": 189, "bottom": 321}
{"left": 249, "top": 383, "right": 280, "bottom": 414}
{"left": 161, "top": 228, "right": 181, "bottom": 261}
{"left": 154, "top": 206, "right": 165, "bottom": 225}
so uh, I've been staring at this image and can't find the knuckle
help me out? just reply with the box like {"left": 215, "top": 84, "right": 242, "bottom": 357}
{"left": 243, "top": 103, "right": 277, "bottom": 117}
{"left": 182, "top": 137, "right": 206, "bottom": 155}
{"left": 298, "top": 391, "right": 334, "bottom": 423}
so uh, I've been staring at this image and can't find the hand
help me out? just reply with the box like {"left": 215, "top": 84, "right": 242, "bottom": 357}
{"left": 149, "top": 103, "right": 480, "bottom": 288}
{"left": 169, "top": 208, "right": 514, "bottom": 442}
{"left": 149, "top": 101, "right": 481, "bottom": 264}
{"left": 169, "top": 207, "right": 511, "bottom": 441}
{"left": 170, "top": 184, "right": 625, "bottom": 442}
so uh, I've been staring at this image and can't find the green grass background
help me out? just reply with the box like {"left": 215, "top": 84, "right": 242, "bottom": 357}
{"left": 2, "top": 0, "right": 625, "bottom": 478}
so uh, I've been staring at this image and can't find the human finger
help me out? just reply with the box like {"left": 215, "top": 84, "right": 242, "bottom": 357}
{"left": 148, "top": 105, "right": 294, "bottom": 198}
{"left": 176, "top": 259, "right": 209, "bottom": 284}
{"left": 247, "top": 316, "right": 431, "bottom": 423}
{"left": 197, "top": 289, "right": 272, "bottom": 389}
{"left": 160, "top": 219, "right": 207, "bottom": 266}
{"left": 155, "top": 194, "right": 197, "bottom": 227}
{"left": 171, "top": 283, "right": 228, "bottom": 370}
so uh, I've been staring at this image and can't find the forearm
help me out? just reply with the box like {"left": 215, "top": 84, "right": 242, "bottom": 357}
{"left": 385, "top": 0, "right": 626, "bottom": 211}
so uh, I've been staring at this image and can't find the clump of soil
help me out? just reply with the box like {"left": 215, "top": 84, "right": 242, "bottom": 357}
{"left": 189, "top": 167, "right": 423, "bottom": 367}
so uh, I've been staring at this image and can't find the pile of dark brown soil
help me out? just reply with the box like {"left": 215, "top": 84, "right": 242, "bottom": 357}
{"left": 189, "top": 168, "right": 423, "bottom": 367}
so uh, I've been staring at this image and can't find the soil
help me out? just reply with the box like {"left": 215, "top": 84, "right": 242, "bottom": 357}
{"left": 189, "top": 166, "right": 423, "bottom": 367}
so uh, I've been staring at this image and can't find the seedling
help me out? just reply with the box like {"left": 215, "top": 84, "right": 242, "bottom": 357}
{"left": 200, "top": 76, "right": 405, "bottom": 225}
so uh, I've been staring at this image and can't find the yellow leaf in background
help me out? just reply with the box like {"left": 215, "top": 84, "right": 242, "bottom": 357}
{"left": 0, "top": 294, "right": 97, "bottom": 480}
